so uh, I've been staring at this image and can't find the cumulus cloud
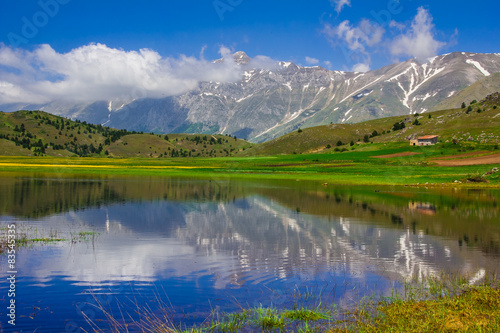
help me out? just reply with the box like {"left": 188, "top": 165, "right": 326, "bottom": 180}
{"left": 322, "top": 19, "right": 384, "bottom": 71}
{"left": 305, "top": 56, "right": 320, "bottom": 65}
{"left": 323, "top": 19, "right": 385, "bottom": 53}
{"left": 0, "top": 43, "right": 244, "bottom": 104}
{"left": 330, "top": 0, "right": 351, "bottom": 13}
{"left": 352, "top": 63, "right": 370, "bottom": 72}
{"left": 390, "top": 7, "right": 445, "bottom": 62}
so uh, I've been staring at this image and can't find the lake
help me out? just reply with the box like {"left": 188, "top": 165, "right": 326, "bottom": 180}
{"left": 0, "top": 173, "right": 499, "bottom": 332}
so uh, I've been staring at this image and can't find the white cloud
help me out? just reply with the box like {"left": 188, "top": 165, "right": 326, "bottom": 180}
{"left": 248, "top": 55, "right": 279, "bottom": 70}
{"left": 324, "top": 19, "right": 385, "bottom": 53}
{"left": 305, "top": 56, "right": 319, "bottom": 65}
{"left": 330, "top": 0, "right": 351, "bottom": 13}
{"left": 352, "top": 63, "right": 370, "bottom": 72}
{"left": 390, "top": 7, "right": 446, "bottom": 62}
{"left": 0, "top": 43, "right": 244, "bottom": 104}
{"left": 389, "top": 20, "right": 405, "bottom": 31}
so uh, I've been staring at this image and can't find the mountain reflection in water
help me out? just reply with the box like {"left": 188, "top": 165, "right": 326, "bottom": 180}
{"left": 0, "top": 174, "right": 499, "bottom": 332}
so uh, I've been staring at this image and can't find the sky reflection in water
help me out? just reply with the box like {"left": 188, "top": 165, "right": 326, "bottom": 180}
{"left": 0, "top": 176, "right": 499, "bottom": 332}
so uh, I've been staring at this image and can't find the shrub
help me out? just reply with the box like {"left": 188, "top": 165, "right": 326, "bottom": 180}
{"left": 392, "top": 121, "right": 406, "bottom": 131}
{"left": 465, "top": 173, "right": 487, "bottom": 183}
{"left": 336, "top": 140, "right": 343, "bottom": 146}
{"left": 297, "top": 128, "right": 303, "bottom": 133}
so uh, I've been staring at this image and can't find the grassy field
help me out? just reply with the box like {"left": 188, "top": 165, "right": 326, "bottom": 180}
{"left": 1, "top": 141, "right": 499, "bottom": 187}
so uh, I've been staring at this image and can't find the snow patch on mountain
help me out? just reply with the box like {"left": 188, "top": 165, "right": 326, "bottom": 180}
{"left": 354, "top": 90, "right": 373, "bottom": 99}
{"left": 340, "top": 77, "right": 383, "bottom": 104}
{"left": 398, "top": 65, "right": 446, "bottom": 111}
{"left": 386, "top": 66, "right": 413, "bottom": 82}
{"left": 466, "top": 59, "right": 490, "bottom": 76}
{"left": 236, "top": 94, "right": 254, "bottom": 103}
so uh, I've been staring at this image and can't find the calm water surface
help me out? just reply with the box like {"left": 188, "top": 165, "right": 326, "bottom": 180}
{"left": 0, "top": 174, "right": 499, "bottom": 332}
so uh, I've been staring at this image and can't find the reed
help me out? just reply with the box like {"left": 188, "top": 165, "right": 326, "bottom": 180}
{"left": 81, "top": 271, "right": 500, "bottom": 332}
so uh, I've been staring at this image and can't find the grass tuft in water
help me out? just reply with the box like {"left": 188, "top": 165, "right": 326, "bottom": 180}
{"left": 82, "top": 272, "right": 500, "bottom": 332}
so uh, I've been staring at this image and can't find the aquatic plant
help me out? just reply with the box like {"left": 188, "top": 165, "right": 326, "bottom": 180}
{"left": 81, "top": 272, "right": 500, "bottom": 332}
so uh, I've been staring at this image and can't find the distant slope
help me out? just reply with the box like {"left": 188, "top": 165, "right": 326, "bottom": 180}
{"left": 240, "top": 94, "right": 500, "bottom": 156}
{"left": 2, "top": 93, "right": 499, "bottom": 159}
{"left": 433, "top": 73, "right": 500, "bottom": 111}
{"left": 0, "top": 111, "right": 252, "bottom": 158}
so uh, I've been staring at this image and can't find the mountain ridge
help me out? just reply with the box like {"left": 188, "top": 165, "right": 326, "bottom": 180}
{"left": 2, "top": 51, "right": 500, "bottom": 143}
{"left": 1, "top": 93, "right": 498, "bottom": 158}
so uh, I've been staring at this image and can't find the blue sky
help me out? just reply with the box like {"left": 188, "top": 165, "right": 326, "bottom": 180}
{"left": 2, "top": 0, "right": 499, "bottom": 68}
{"left": 0, "top": 0, "right": 499, "bottom": 104}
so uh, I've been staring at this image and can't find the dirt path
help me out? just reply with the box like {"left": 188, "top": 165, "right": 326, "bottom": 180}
{"left": 431, "top": 153, "right": 500, "bottom": 166}
{"left": 431, "top": 151, "right": 491, "bottom": 160}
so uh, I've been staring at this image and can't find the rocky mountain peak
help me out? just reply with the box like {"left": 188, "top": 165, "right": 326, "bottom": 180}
{"left": 233, "top": 51, "right": 251, "bottom": 65}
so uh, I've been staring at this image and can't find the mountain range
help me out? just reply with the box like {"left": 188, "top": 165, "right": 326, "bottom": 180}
{"left": 2, "top": 51, "right": 500, "bottom": 142}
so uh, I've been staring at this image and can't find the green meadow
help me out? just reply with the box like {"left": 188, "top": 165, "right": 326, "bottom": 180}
{"left": 1, "top": 141, "right": 499, "bottom": 187}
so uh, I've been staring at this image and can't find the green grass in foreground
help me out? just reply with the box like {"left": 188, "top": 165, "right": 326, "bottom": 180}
{"left": 341, "top": 286, "right": 500, "bottom": 332}
{"left": 85, "top": 273, "right": 500, "bottom": 333}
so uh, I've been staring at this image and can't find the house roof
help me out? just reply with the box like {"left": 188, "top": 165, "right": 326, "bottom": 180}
{"left": 418, "top": 135, "right": 439, "bottom": 140}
